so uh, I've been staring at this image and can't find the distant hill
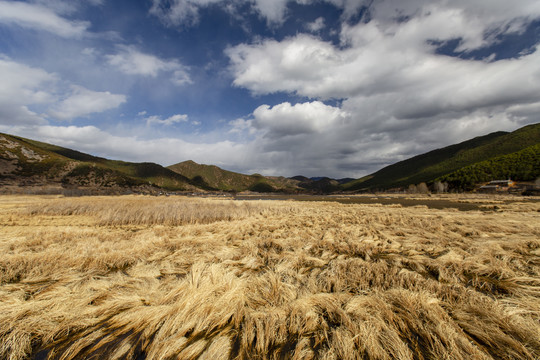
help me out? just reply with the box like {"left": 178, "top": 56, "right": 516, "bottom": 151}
{"left": 167, "top": 160, "right": 298, "bottom": 192}
{"left": 286, "top": 176, "right": 341, "bottom": 194}
{"left": 167, "top": 161, "right": 352, "bottom": 194}
{"left": 343, "top": 123, "right": 540, "bottom": 191}
{"left": 290, "top": 175, "right": 310, "bottom": 182}
{"left": 0, "top": 133, "right": 200, "bottom": 193}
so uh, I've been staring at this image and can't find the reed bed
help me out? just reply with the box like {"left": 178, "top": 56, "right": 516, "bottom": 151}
{"left": 25, "top": 196, "right": 284, "bottom": 226}
{"left": 0, "top": 195, "right": 539, "bottom": 359}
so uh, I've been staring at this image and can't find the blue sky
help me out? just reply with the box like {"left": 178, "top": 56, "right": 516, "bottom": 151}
{"left": 0, "top": 0, "right": 539, "bottom": 177}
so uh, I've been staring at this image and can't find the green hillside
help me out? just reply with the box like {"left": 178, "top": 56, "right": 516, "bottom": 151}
{"left": 344, "top": 123, "right": 540, "bottom": 191}
{"left": 1, "top": 134, "right": 69, "bottom": 179}
{"left": 167, "top": 160, "right": 292, "bottom": 192}
{"left": 22, "top": 136, "right": 198, "bottom": 190}
{"left": 437, "top": 143, "right": 540, "bottom": 190}
{"left": 0, "top": 133, "right": 198, "bottom": 192}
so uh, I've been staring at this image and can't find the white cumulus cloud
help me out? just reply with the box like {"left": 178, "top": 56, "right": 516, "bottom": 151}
{"left": 306, "top": 17, "right": 325, "bottom": 32}
{"left": 227, "top": 34, "right": 345, "bottom": 98}
{"left": 0, "top": 56, "right": 128, "bottom": 126}
{"left": 252, "top": 101, "right": 349, "bottom": 137}
{"left": 0, "top": 1, "right": 89, "bottom": 38}
{"left": 0, "top": 56, "right": 57, "bottom": 125}
{"left": 368, "top": 1, "right": 540, "bottom": 45}
{"left": 49, "top": 85, "right": 127, "bottom": 121}
{"left": 150, "top": 0, "right": 319, "bottom": 26}
{"left": 150, "top": 0, "right": 224, "bottom": 26}
{"left": 106, "top": 45, "right": 192, "bottom": 85}
{"left": 146, "top": 114, "right": 189, "bottom": 126}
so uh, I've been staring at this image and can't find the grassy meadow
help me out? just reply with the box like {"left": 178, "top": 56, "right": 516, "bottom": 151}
{"left": 0, "top": 194, "right": 539, "bottom": 359}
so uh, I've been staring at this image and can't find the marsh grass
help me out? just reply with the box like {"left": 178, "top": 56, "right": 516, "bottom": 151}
{"left": 26, "top": 196, "right": 283, "bottom": 226}
{"left": 0, "top": 195, "right": 539, "bottom": 359}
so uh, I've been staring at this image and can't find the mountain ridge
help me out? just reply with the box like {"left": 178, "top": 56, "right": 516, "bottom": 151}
{"left": 0, "top": 133, "right": 199, "bottom": 193}
{"left": 343, "top": 123, "right": 540, "bottom": 191}
{"left": 167, "top": 160, "right": 299, "bottom": 193}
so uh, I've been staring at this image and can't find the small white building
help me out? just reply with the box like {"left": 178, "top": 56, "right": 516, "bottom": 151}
{"left": 479, "top": 179, "right": 515, "bottom": 192}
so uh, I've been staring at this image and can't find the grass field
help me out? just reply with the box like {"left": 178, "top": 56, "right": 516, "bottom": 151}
{"left": 0, "top": 195, "right": 539, "bottom": 359}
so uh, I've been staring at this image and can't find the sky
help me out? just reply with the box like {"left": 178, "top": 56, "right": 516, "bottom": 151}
{"left": 0, "top": 0, "right": 539, "bottom": 178}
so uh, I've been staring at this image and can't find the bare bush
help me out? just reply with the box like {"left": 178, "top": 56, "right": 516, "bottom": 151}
{"left": 433, "top": 181, "right": 448, "bottom": 193}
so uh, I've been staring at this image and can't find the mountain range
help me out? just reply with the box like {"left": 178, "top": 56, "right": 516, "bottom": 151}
{"left": 1, "top": 122, "right": 539, "bottom": 194}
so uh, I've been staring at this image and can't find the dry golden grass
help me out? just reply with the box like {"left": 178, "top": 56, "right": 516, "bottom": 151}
{"left": 0, "top": 194, "right": 539, "bottom": 359}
